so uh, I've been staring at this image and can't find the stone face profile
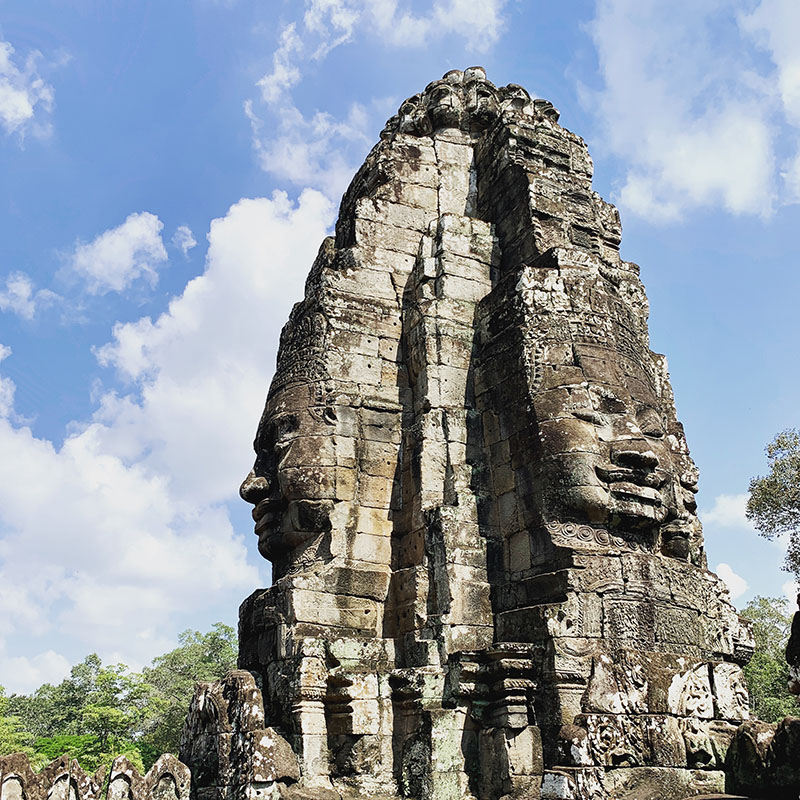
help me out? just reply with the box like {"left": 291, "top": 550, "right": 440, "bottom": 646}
{"left": 232, "top": 68, "right": 757, "bottom": 799}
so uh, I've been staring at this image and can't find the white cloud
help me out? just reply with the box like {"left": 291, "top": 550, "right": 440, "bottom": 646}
{"left": 783, "top": 579, "right": 798, "bottom": 608}
{"left": 247, "top": 101, "right": 371, "bottom": 199}
{"left": 716, "top": 562, "right": 749, "bottom": 600}
{"left": 172, "top": 225, "right": 197, "bottom": 258}
{"left": 701, "top": 492, "right": 756, "bottom": 529}
{"left": 586, "top": 0, "right": 780, "bottom": 221}
{"left": 257, "top": 23, "right": 304, "bottom": 104}
{"left": 0, "top": 40, "right": 55, "bottom": 138}
{"left": 0, "top": 345, "right": 14, "bottom": 418}
{"left": 0, "top": 271, "right": 59, "bottom": 319}
{"left": 69, "top": 212, "right": 168, "bottom": 295}
{"left": 0, "top": 190, "right": 334, "bottom": 693}
{"left": 92, "top": 190, "right": 334, "bottom": 504}
{"left": 0, "top": 649, "right": 71, "bottom": 694}
{"left": 740, "top": 0, "right": 800, "bottom": 127}
{"left": 740, "top": 0, "right": 800, "bottom": 202}
{"left": 301, "top": 0, "right": 507, "bottom": 54}
{"left": 249, "top": 0, "right": 507, "bottom": 198}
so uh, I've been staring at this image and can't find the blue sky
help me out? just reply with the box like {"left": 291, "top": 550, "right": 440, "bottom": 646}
{"left": 1, "top": 0, "right": 799, "bottom": 693}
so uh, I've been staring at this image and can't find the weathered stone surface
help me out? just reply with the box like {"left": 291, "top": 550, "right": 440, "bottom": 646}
{"left": 225, "top": 68, "right": 757, "bottom": 800}
{"left": 726, "top": 716, "right": 800, "bottom": 797}
{"left": 179, "top": 669, "right": 299, "bottom": 800}
{"left": 0, "top": 754, "right": 189, "bottom": 800}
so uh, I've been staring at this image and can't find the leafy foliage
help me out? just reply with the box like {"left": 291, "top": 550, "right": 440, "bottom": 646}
{"left": 740, "top": 595, "right": 798, "bottom": 722}
{"left": 0, "top": 624, "right": 236, "bottom": 773}
{"left": 140, "top": 623, "right": 237, "bottom": 756}
{"left": 0, "top": 687, "right": 38, "bottom": 763}
{"left": 747, "top": 428, "right": 800, "bottom": 575}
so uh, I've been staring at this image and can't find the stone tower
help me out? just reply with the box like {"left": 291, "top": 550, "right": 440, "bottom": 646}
{"left": 233, "top": 68, "right": 755, "bottom": 800}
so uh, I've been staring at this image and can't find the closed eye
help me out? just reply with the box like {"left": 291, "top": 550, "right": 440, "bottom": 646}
{"left": 637, "top": 409, "right": 665, "bottom": 439}
{"left": 572, "top": 409, "right": 605, "bottom": 426}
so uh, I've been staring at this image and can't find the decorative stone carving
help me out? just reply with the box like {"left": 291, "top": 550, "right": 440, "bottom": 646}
{"left": 0, "top": 755, "right": 189, "bottom": 800}
{"left": 229, "top": 68, "right": 755, "bottom": 800}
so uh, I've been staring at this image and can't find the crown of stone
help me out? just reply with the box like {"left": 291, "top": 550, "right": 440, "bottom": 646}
{"left": 380, "top": 66, "right": 560, "bottom": 138}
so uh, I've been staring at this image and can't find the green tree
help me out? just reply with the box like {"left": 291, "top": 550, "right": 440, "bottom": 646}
{"left": 5, "top": 624, "right": 236, "bottom": 773}
{"left": 8, "top": 655, "right": 153, "bottom": 773}
{"left": 747, "top": 428, "right": 800, "bottom": 575}
{"left": 740, "top": 595, "right": 797, "bottom": 722}
{"left": 0, "top": 686, "right": 35, "bottom": 757}
{"left": 30, "top": 733, "right": 144, "bottom": 775}
{"left": 140, "top": 623, "right": 237, "bottom": 757}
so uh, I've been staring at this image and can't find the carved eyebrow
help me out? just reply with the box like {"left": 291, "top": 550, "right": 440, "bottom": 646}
{"left": 635, "top": 407, "right": 665, "bottom": 437}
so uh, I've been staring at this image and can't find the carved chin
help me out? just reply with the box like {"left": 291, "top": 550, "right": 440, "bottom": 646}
{"left": 257, "top": 498, "right": 333, "bottom": 561}
{"left": 609, "top": 491, "right": 667, "bottom": 527}
{"left": 559, "top": 485, "right": 611, "bottom": 524}
{"left": 430, "top": 106, "right": 461, "bottom": 129}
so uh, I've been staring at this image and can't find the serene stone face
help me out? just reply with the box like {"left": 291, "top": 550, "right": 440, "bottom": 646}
{"left": 501, "top": 83, "right": 533, "bottom": 114}
{"left": 465, "top": 77, "right": 498, "bottom": 129}
{"left": 424, "top": 79, "right": 463, "bottom": 129}
{"left": 534, "top": 345, "right": 697, "bottom": 534}
{"left": 240, "top": 381, "right": 339, "bottom": 566}
{"left": 516, "top": 265, "right": 699, "bottom": 553}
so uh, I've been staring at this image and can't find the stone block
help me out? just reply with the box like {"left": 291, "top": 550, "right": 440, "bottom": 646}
{"left": 245, "top": 729, "right": 300, "bottom": 783}
{"left": 289, "top": 590, "right": 379, "bottom": 632}
{"left": 602, "top": 766, "right": 724, "bottom": 799}
{"left": 711, "top": 662, "right": 749, "bottom": 721}
{"left": 350, "top": 532, "right": 392, "bottom": 565}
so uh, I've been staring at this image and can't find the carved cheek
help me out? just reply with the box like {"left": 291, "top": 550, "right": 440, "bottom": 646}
{"left": 537, "top": 417, "right": 603, "bottom": 456}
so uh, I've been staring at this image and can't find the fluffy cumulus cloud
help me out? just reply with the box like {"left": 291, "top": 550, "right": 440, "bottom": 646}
{"left": 586, "top": 0, "right": 800, "bottom": 221}
{"left": 715, "top": 562, "right": 749, "bottom": 600}
{"left": 246, "top": 99, "right": 372, "bottom": 199}
{"left": 0, "top": 40, "right": 55, "bottom": 138}
{"left": 0, "top": 649, "right": 71, "bottom": 695}
{"left": 740, "top": 0, "right": 800, "bottom": 202}
{"left": 69, "top": 212, "right": 168, "bottom": 295}
{"left": 248, "top": 0, "right": 507, "bottom": 198}
{"left": 701, "top": 493, "right": 755, "bottom": 530}
{"left": 0, "top": 271, "right": 59, "bottom": 319}
{"left": 0, "top": 190, "right": 334, "bottom": 692}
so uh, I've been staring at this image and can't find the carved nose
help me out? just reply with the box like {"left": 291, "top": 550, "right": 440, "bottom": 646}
{"left": 610, "top": 441, "right": 659, "bottom": 470}
{"left": 239, "top": 469, "right": 270, "bottom": 504}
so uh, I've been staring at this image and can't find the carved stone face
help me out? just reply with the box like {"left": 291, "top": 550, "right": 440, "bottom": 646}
{"left": 530, "top": 341, "right": 699, "bottom": 549}
{"left": 501, "top": 84, "right": 533, "bottom": 115}
{"left": 465, "top": 79, "right": 498, "bottom": 129}
{"left": 515, "top": 264, "right": 700, "bottom": 553}
{"left": 397, "top": 95, "right": 424, "bottom": 135}
{"left": 240, "top": 382, "right": 339, "bottom": 566}
{"left": 425, "top": 80, "right": 463, "bottom": 130}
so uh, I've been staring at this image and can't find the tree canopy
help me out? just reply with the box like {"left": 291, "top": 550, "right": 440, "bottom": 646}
{"left": 0, "top": 623, "right": 236, "bottom": 774}
{"left": 747, "top": 428, "right": 800, "bottom": 575}
{"left": 740, "top": 595, "right": 797, "bottom": 722}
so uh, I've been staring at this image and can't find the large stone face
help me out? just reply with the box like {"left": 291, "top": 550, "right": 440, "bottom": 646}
{"left": 235, "top": 68, "right": 755, "bottom": 800}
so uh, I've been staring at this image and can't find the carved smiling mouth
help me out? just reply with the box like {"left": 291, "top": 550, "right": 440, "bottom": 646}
{"left": 595, "top": 466, "right": 666, "bottom": 506}
{"left": 253, "top": 497, "right": 286, "bottom": 533}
